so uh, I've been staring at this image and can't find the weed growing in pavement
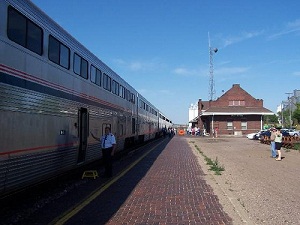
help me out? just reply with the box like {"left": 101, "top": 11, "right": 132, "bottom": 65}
{"left": 294, "top": 143, "right": 300, "bottom": 151}
{"left": 237, "top": 198, "right": 245, "bottom": 208}
{"left": 209, "top": 157, "right": 225, "bottom": 175}
{"left": 194, "top": 145, "right": 225, "bottom": 175}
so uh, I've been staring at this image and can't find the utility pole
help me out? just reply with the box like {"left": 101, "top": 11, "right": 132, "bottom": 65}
{"left": 285, "top": 92, "right": 293, "bottom": 128}
{"left": 281, "top": 101, "right": 284, "bottom": 126}
{"left": 208, "top": 32, "right": 218, "bottom": 101}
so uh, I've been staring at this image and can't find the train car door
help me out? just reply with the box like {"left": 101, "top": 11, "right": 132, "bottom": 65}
{"left": 77, "top": 108, "right": 88, "bottom": 164}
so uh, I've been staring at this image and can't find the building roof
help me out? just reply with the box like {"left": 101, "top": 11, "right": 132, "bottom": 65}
{"left": 201, "top": 106, "right": 274, "bottom": 116}
{"left": 189, "top": 84, "right": 275, "bottom": 123}
{"left": 189, "top": 106, "right": 274, "bottom": 123}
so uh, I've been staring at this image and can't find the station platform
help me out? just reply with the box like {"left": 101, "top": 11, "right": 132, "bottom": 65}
{"left": 61, "top": 136, "right": 233, "bottom": 225}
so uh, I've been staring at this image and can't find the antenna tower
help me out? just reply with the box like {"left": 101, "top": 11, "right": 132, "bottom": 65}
{"left": 208, "top": 32, "right": 217, "bottom": 101}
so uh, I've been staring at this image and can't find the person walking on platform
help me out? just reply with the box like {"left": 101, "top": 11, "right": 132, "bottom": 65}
{"left": 274, "top": 128, "right": 283, "bottom": 161}
{"left": 91, "top": 127, "right": 116, "bottom": 177}
{"left": 270, "top": 128, "right": 277, "bottom": 158}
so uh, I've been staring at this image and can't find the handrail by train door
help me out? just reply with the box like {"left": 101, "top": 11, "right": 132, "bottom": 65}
{"left": 77, "top": 107, "right": 88, "bottom": 164}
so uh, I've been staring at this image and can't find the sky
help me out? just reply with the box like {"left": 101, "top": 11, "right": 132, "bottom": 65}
{"left": 31, "top": 0, "right": 300, "bottom": 124}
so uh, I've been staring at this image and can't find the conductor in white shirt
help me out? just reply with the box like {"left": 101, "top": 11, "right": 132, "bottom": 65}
{"left": 91, "top": 127, "right": 116, "bottom": 178}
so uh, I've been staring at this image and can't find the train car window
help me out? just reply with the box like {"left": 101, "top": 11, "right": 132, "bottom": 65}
{"left": 74, "top": 54, "right": 81, "bottom": 75}
{"left": 60, "top": 44, "right": 70, "bottom": 69}
{"left": 96, "top": 68, "right": 102, "bottom": 86}
{"left": 112, "top": 80, "right": 119, "bottom": 95}
{"left": 49, "top": 35, "right": 70, "bottom": 69}
{"left": 132, "top": 118, "right": 136, "bottom": 134}
{"left": 7, "top": 6, "right": 43, "bottom": 55}
{"left": 140, "top": 100, "right": 146, "bottom": 110}
{"left": 74, "top": 53, "right": 88, "bottom": 79}
{"left": 27, "top": 21, "right": 43, "bottom": 54}
{"left": 119, "top": 124, "right": 124, "bottom": 136}
{"left": 126, "top": 90, "right": 131, "bottom": 101}
{"left": 131, "top": 93, "right": 136, "bottom": 104}
{"left": 103, "top": 73, "right": 111, "bottom": 91}
{"left": 119, "top": 85, "right": 125, "bottom": 99}
{"left": 102, "top": 123, "right": 111, "bottom": 136}
{"left": 81, "top": 58, "right": 88, "bottom": 79}
{"left": 90, "top": 65, "right": 101, "bottom": 86}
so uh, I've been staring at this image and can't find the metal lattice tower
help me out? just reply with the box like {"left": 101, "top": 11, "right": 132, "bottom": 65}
{"left": 208, "top": 32, "right": 217, "bottom": 101}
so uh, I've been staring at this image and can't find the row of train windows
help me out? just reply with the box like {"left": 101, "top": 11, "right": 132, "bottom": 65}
{"left": 6, "top": 6, "right": 162, "bottom": 117}
{"left": 7, "top": 6, "right": 139, "bottom": 104}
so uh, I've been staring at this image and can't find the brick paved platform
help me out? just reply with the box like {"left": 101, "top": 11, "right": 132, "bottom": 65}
{"left": 104, "top": 136, "right": 232, "bottom": 225}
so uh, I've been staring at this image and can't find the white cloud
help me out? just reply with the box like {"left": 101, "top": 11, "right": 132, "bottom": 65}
{"left": 113, "top": 58, "right": 164, "bottom": 72}
{"left": 158, "top": 89, "right": 173, "bottom": 95}
{"left": 268, "top": 19, "right": 300, "bottom": 39}
{"left": 172, "top": 67, "right": 207, "bottom": 77}
{"left": 173, "top": 67, "right": 194, "bottom": 76}
{"left": 293, "top": 71, "right": 300, "bottom": 76}
{"left": 222, "top": 31, "right": 264, "bottom": 47}
{"left": 215, "top": 66, "right": 250, "bottom": 75}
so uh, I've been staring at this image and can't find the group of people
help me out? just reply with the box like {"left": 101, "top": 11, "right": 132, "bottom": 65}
{"left": 269, "top": 127, "right": 283, "bottom": 161}
{"left": 162, "top": 127, "right": 176, "bottom": 137}
{"left": 187, "top": 127, "right": 204, "bottom": 136}
{"left": 187, "top": 127, "right": 217, "bottom": 137}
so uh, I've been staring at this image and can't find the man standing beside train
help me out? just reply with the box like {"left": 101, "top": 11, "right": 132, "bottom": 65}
{"left": 91, "top": 127, "right": 116, "bottom": 178}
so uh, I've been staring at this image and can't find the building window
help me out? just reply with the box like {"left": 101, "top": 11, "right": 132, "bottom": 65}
{"left": 227, "top": 121, "right": 233, "bottom": 130}
{"left": 241, "top": 121, "right": 247, "bottom": 130}
{"left": 229, "top": 100, "right": 245, "bottom": 106}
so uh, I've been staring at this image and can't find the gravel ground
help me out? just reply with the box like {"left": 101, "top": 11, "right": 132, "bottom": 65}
{"left": 187, "top": 136, "right": 300, "bottom": 225}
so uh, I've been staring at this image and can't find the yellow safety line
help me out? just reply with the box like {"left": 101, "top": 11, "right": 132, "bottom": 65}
{"left": 49, "top": 141, "right": 163, "bottom": 225}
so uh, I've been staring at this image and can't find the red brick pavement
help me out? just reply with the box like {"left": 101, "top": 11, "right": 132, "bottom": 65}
{"left": 106, "top": 136, "right": 233, "bottom": 225}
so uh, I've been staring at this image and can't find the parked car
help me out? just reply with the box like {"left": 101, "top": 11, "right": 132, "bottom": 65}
{"left": 287, "top": 129, "right": 300, "bottom": 136}
{"left": 247, "top": 132, "right": 259, "bottom": 140}
{"left": 258, "top": 130, "right": 271, "bottom": 140}
{"left": 280, "top": 129, "right": 291, "bottom": 137}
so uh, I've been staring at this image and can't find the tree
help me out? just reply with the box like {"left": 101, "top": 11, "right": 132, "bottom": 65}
{"left": 292, "top": 103, "right": 300, "bottom": 126}
{"left": 278, "top": 109, "right": 291, "bottom": 128}
{"left": 263, "top": 114, "right": 278, "bottom": 124}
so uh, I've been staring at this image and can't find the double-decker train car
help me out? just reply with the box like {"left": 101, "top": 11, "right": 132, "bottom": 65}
{"left": 0, "top": 0, "right": 172, "bottom": 197}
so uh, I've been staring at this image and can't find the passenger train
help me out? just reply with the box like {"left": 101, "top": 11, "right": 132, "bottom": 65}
{"left": 0, "top": 0, "right": 172, "bottom": 197}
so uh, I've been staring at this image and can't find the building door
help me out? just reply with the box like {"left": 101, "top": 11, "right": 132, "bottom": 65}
{"left": 77, "top": 108, "right": 88, "bottom": 164}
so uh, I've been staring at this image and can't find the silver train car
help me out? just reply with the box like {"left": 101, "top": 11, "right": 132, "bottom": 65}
{"left": 0, "top": 0, "right": 172, "bottom": 196}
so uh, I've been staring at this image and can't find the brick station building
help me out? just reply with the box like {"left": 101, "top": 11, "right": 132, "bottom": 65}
{"left": 191, "top": 84, "right": 274, "bottom": 136}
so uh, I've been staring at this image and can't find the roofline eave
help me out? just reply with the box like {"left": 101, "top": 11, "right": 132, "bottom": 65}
{"left": 201, "top": 112, "right": 274, "bottom": 116}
